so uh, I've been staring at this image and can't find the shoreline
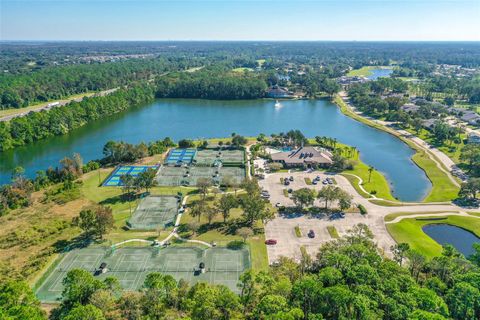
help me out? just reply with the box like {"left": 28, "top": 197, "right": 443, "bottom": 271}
{"left": 332, "top": 94, "right": 459, "bottom": 203}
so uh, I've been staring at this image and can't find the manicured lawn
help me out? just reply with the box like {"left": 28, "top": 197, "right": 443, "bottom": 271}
{"left": 386, "top": 215, "right": 480, "bottom": 259}
{"left": 347, "top": 66, "right": 377, "bottom": 77}
{"left": 411, "top": 151, "right": 459, "bottom": 202}
{"left": 344, "top": 161, "right": 396, "bottom": 201}
{"left": 384, "top": 211, "right": 457, "bottom": 222}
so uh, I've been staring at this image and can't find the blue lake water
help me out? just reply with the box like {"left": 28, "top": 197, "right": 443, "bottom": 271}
{"left": 367, "top": 68, "right": 393, "bottom": 80}
{"left": 423, "top": 224, "right": 480, "bottom": 257}
{"left": 0, "top": 98, "right": 431, "bottom": 201}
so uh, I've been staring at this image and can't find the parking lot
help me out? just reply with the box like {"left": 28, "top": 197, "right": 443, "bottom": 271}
{"left": 259, "top": 171, "right": 395, "bottom": 263}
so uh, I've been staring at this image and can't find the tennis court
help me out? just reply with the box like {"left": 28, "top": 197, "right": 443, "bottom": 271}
{"left": 194, "top": 148, "right": 245, "bottom": 166}
{"left": 127, "top": 196, "right": 179, "bottom": 230}
{"left": 165, "top": 149, "right": 197, "bottom": 165}
{"left": 156, "top": 165, "right": 245, "bottom": 186}
{"left": 103, "top": 165, "right": 158, "bottom": 187}
{"left": 35, "top": 246, "right": 250, "bottom": 302}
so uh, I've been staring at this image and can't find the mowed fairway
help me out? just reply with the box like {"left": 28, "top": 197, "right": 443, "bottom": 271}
{"left": 36, "top": 246, "right": 251, "bottom": 302}
{"left": 386, "top": 215, "right": 480, "bottom": 259}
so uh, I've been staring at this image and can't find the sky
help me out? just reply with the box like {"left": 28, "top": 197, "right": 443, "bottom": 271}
{"left": 1, "top": 0, "right": 479, "bottom": 41}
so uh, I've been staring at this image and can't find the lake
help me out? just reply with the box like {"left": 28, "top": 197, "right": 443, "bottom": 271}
{"left": 423, "top": 224, "right": 480, "bottom": 257}
{"left": 0, "top": 98, "right": 431, "bottom": 201}
{"left": 367, "top": 68, "right": 393, "bottom": 80}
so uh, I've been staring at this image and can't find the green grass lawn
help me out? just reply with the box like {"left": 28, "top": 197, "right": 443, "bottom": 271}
{"left": 384, "top": 211, "right": 458, "bottom": 222}
{"left": 411, "top": 150, "right": 459, "bottom": 202}
{"left": 386, "top": 215, "right": 480, "bottom": 259}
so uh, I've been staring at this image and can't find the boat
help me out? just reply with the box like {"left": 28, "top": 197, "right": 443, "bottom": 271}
{"left": 274, "top": 100, "right": 281, "bottom": 107}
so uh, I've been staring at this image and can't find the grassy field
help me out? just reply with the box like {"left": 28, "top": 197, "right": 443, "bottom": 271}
{"left": 0, "top": 92, "right": 95, "bottom": 118}
{"left": 411, "top": 150, "right": 459, "bottom": 202}
{"left": 386, "top": 215, "right": 480, "bottom": 258}
{"left": 232, "top": 67, "right": 254, "bottom": 73}
{"left": 333, "top": 95, "right": 459, "bottom": 203}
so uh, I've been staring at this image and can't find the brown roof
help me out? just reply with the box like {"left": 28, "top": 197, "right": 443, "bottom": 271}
{"left": 271, "top": 147, "right": 333, "bottom": 165}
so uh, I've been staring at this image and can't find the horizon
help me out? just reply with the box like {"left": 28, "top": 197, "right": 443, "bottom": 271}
{"left": 1, "top": 0, "right": 479, "bottom": 41}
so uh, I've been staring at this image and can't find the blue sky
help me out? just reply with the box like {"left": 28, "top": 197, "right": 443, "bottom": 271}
{"left": 1, "top": 0, "right": 479, "bottom": 41}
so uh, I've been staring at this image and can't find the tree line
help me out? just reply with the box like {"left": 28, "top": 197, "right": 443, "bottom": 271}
{"left": 0, "top": 57, "right": 203, "bottom": 109}
{"left": 0, "top": 85, "right": 156, "bottom": 151}
{"left": 156, "top": 68, "right": 268, "bottom": 100}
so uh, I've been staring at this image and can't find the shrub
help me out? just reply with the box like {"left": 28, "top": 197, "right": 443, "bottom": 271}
{"left": 227, "top": 240, "right": 245, "bottom": 250}
{"left": 358, "top": 204, "right": 368, "bottom": 215}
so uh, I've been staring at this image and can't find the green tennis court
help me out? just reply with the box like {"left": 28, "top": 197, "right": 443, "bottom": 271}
{"left": 35, "top": 246, "right": 250, "bottom": 302}
{"left": 194, "top": 148, "right": 245, "bottom": 166}
{"left": 156, "top": 165, "right": 245, "bottom": 186}
{"left": 127, "top": 196, "right": 179, "bottom": 230}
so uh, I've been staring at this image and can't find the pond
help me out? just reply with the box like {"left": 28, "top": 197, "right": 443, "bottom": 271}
{"left": 423, "top": 224, "right": 480, "bottom": 257}
{"left": 367, "top": 68, "right": 393, "bottom": 80}
{"left": 0, "top": 98, "right": 431, "bottom": 201}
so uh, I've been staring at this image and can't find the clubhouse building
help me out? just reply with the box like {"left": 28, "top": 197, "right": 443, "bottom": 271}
{"left": 271, "top": 146, "right": 334, "bottom": 168}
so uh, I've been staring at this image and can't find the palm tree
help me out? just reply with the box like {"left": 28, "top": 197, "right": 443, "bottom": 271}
{"left": 368, "top": 166, "right": 374, "bottom": 183}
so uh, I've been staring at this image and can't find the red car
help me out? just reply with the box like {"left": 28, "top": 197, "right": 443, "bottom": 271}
{"left": 265, "top": 239, "right": 277, "bottom": 245}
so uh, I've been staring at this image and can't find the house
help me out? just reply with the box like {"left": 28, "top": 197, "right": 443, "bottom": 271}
{"left": 468, "top": 132, "right": 480, "bottom": 144}
{"left": 461, "top": 111, "right": 480, "bottom": 126}
{"left": 266, "top": 86, "right": 292, "bottom": 98}
{"left": 422, "top": 119, "right": 437, "bottom": 130}
{"left": 400, "top": 103, "right": 420, "bottom": 114}
{"left": 270, "top": 146, "right": 333, "bottom": 168}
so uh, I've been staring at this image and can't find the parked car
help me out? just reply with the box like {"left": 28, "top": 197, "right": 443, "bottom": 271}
{"left": 289, "top": 176, "right": 294, "bottom": 181}
{"left": 322, "top": 180, "right": 328, "bottom": 185}
{"left": 265, "top": 239, "right": 277, "bottom": 245}
{"left": 287, "top": 188, "right": 293, "bottom": 193}
{"left": 284, "top": 180, "right": 290, "bottom": 186}
{"left": 312, "top": 180, "right": 318, "bottom": 185}
{"left": 308, "top": 230, "right": 315, "bottom": 238}
{"left": 275, "top": 202, "right": 281, "bottom": 207}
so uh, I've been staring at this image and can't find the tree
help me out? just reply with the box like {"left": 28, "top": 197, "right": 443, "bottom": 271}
{"left": 197, "top": 178, "right": 212, "bottom": 200}
{"left": 189, "top": 200, "right": 207, "bottom": 222}
{"left": 0, "top": 281, "right": 45, "bottom": 320}
{"left": 368, "top": 166, "right": 374, "bottom": 183}
{"left": 188, "top": 220, "right": 200, "bottom": 236}
{"left": 291, "top": 188, "right": 316, "bottom": 210}
{"left": 391, "top": 243, "right": 410, "bottom": 266}
{"left": 239, "top": 194, "right": 272, "bottom": 227}
{"left": 73, "top": 206, "right": 114, "bottom": 239}
{"left": 237, "top": 227, "right": 253, "bottom": 242}
{"left": 460, "top": 144, "right": 480, "bottom": 174}
{"left": 459, "top": 178, "right": 480, "bottom": 199}
{"left": 120, "top": 173, "right": 135, "bottom": 197}
{"left": 134, "top": 168, "right": 157, "bottom": 193}
{"left": 446, "top": 282, "right": 480, "bottom": 320}
{"left": 205, "top": 205, "right": 218, "bottom": 225}
{"left": 216, "top": 194, "right": 238, "bottom": 223}
{"left": 178, "top": 139, "right": 195, "bottom": 148}
{"left": 338, "top": 191, "right": 353, "bottom": 211}
{"left": 317, "top": 186, "right": 340, "bottom": 209}
{"left": 63, "top": 304, "right": 106, "bottom": 320}
{"left": 61, "top": 269, "right": 105, "bottom": 308}
{"left": 232, "top": 134, "right": 248, "bottom": 147}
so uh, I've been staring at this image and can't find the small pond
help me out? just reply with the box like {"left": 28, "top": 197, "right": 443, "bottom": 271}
{"left": 423, "top": 224, "right": 480, "bottom": 257}
{"left": 367, "top": 68, "right": 393, "bottom": 80}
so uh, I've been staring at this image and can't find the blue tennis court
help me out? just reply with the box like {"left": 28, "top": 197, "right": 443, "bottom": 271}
{"left": 165, "top": 148, "right": 197, "bottom": 165}
{"left": 103, "top": 165, "right": 158, "bottom": 187}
